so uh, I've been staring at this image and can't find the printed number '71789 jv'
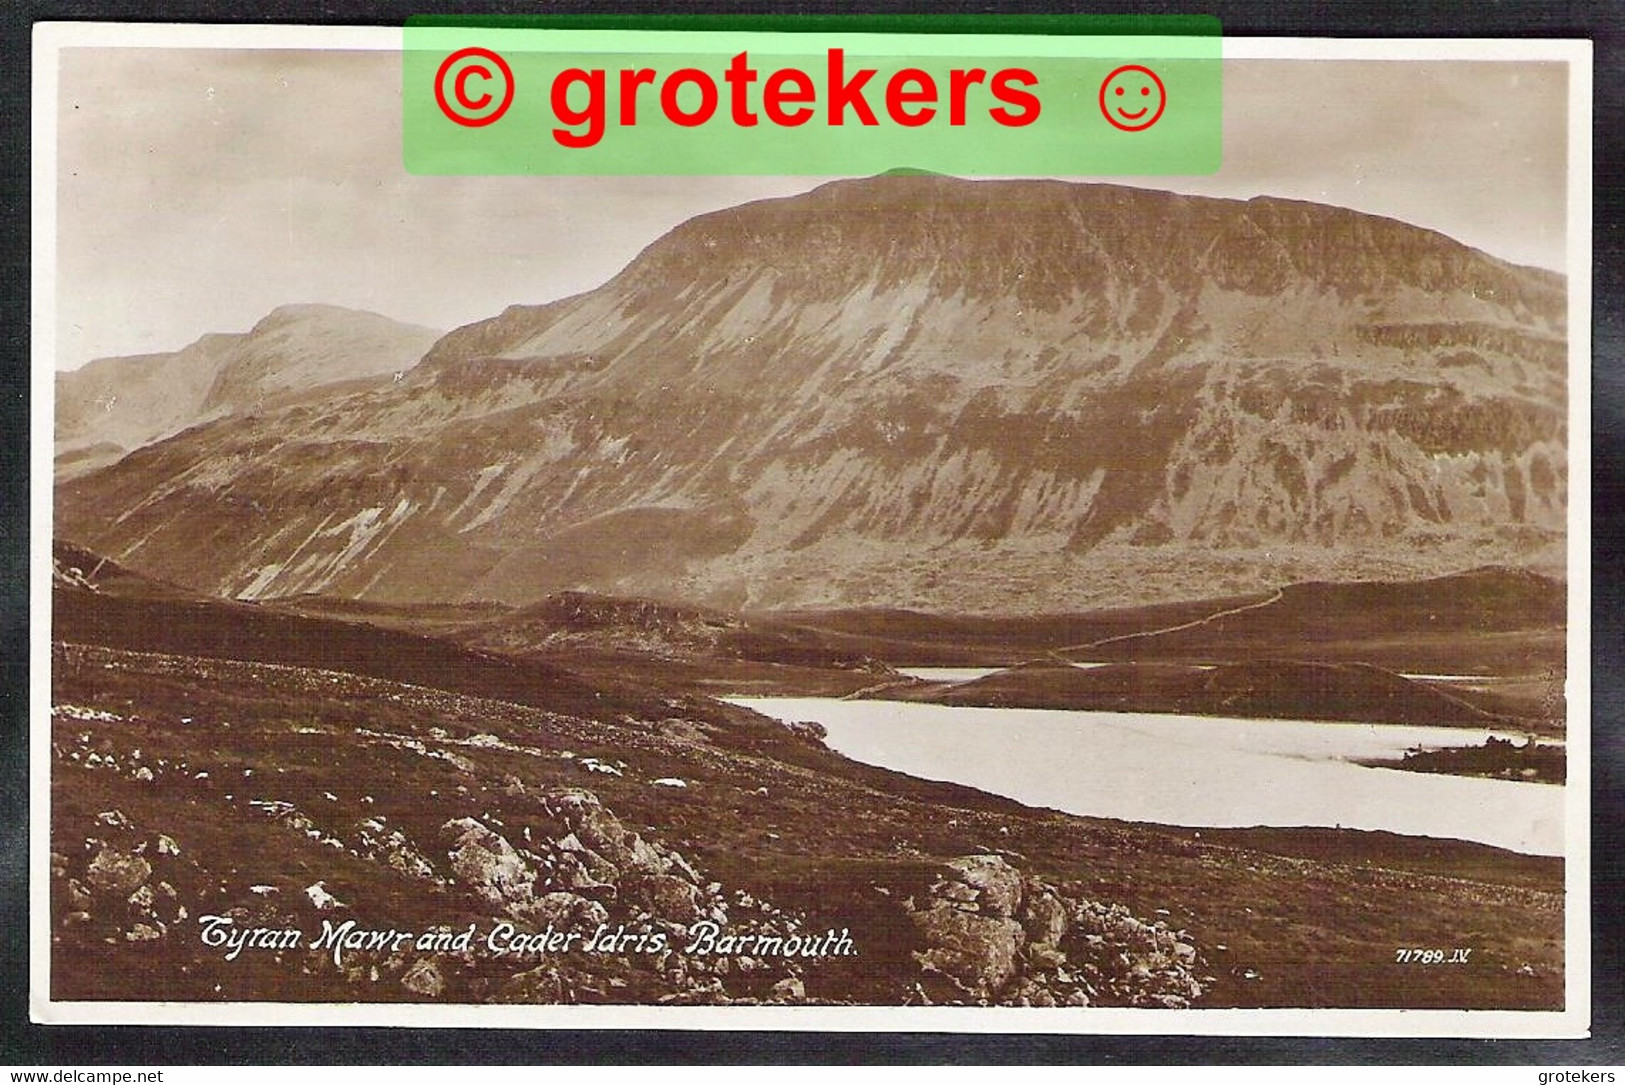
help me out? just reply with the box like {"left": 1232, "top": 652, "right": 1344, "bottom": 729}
{"left": 1395, "top": 948, "right": 1473, "bottom": 964}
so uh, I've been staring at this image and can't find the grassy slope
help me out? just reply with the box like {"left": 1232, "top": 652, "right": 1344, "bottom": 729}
{"left": 758, "top": 568, "right": 1566, "bottom": 677}
{"left": 883, "top": 660, "right": 1552, "bottom": 731}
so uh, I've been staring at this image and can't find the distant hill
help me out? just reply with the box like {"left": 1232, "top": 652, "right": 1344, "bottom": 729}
{"left": 1073, "top": 566, "right": 1566, "bottom": 664}
{"left": 894, "top": 659, "right": 1539, "bottom": 730}
{"left": 757, "top": 566, "right": 1565, "bottom": 676}
{"left": 56, "top": 304, "right": 440, "bottom": 468}
{"left": 50, "top": 541, "right": 651, "bottom": 722}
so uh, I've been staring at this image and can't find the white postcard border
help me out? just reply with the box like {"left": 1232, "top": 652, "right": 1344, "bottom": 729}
{"left": 28, "top": 23, "right": 1595, "bottom": 1037}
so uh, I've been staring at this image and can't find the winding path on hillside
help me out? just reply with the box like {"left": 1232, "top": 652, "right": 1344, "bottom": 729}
{"left": 846, "top": 587, "right": 1292, "bottom": 698}
{"left": 1051, "top": 588, "right": 1286, "bottom": 660}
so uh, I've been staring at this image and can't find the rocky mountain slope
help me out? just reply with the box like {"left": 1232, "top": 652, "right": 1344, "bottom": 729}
{"left": 56, "top": 175, "right": 1567, "bottom": 612}
{"left": 55, "top": 305, "right": 440, "bottom": 475}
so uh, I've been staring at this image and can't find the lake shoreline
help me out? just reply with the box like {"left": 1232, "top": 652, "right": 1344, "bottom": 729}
{"left": 730, "top": 696, "right": 1565, "bottom": 857}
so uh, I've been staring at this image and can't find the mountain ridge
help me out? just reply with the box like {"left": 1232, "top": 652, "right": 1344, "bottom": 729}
{"left": 56, "top": 175, "right": 1567, "bottom": 613}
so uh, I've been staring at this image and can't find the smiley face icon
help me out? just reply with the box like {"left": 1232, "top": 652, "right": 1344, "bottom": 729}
{"left": 1099, "top": 64, "right": 1167, "bottom": 132}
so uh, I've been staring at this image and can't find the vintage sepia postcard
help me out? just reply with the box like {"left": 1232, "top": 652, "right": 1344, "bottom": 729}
{"left": 30, "top": 24, "right": 1592, "bottom": 1035}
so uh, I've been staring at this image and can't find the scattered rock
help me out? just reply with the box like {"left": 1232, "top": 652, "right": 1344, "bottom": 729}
{"left": 65, "top": 878, "right": 92, "bottom": 910}
{"left": 400, "top": 958, "right": 445, "bottom": 998}
{"left": 498, "top": 966, "right": 564, "bottom": 1003}
{"left": 305, "top": 881, "right": 345, "bottom": 911}
{"left": 901, "top": 854, "right": 1206, "bottom": 1008}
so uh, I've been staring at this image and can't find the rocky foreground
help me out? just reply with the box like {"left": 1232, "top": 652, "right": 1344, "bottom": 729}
{"left": 48, "top": 638, "right": 1562, "bottom": 1010}
{"left": 50, "top": 644, "right": 1206, "bottom": 1008}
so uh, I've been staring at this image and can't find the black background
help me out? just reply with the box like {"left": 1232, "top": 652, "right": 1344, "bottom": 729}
{"left": 1, "top": 0, "right": 1619, "bottom": 1066}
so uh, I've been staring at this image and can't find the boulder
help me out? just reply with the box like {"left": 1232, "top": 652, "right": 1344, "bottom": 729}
{"left": 305, "top": 881, "right": 345, "bottom": 911}
{"left": 910, "top": 907, "right": 1024, "bottom": 1000}
{"left": 1026, "top": 943, "right": 1068, "bottom": 972}
{"left": 513, "top": 891, "right": 608, "bottom": 931}
{"left": 65, "top": 878, "right": 92, "bottom": 910}
{"left": 441, "top": 818, "right": 534, "bottom": 908}
{"left": 940, "top": 855, "right": 1023, "bottom": 919}
{"left": 547, "top": 787, "right": 673, "bottom": 879}
{"left": 628, "top": 874, "right": 705, "bottom": 924}
{"left": 553, "top": 852, "right": 616, "bottom": 898}
{"left": 84, "top": 848, "right": 151, "bottom": 898}
{"left": 400, "top": 958, "right": 445, "bottom": 998}
{"left": 576, "top": 846, "right": 621, "bottom": 884}
{"left": 1020, "top": 886, "right": 1070, "bottom": 947}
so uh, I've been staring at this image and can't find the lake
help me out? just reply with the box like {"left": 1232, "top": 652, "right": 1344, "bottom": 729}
{"left": 894, "top": 667, "right": 1008, "bottom": 683}
{"left": 728, "top": 698, "right": 1563, "bottom": 856}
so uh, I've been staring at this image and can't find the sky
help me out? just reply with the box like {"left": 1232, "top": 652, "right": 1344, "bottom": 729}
{"left": 53, "top": 47, "right": 1569, "bottom": 370}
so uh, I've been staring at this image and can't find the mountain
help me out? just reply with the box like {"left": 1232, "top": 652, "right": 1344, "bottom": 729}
{"left": 55, "top": 175, "right": 1567, "bottom": 612}
{"left": 55, "top": 305, "right": 441, "bottom": 474}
